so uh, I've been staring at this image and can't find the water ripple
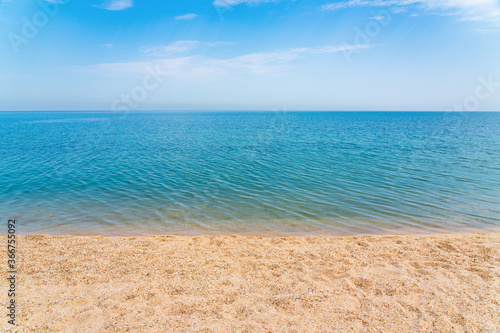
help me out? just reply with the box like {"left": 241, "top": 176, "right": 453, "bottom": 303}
{"left": 1, "top": 111, "right": 500, "bottom": 236}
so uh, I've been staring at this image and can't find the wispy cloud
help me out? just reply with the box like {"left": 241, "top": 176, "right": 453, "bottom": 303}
{"left": 0, "top": 74, "right": 26, "bottom": 79}
{"left": 475, "top": 28, "right": 500, "bottom": 33}
{"left": 97, "top": 0, "right": 133, "bottom": 11}
{"left": 175, "top": 13, "right": 199, "bottom": 20}
{"left": 141, "top": 41, "right": 232, "bottom": 57}
{"left": 322, "top": 0, "right": 400, "bottom": 11}
{"left": 321, "top": 0, "right": 500, "bottom": 22}
{"left": 142, "top": 41, "right": 201, "bottom": 57}
{"left": 0, "top": 0, "right": 13, "bottom": 13}
{"left": 81, "top": 44, "right": 372, "bottom": 79}
{"left": 213, "top": 0, "right": 280, "bottom": 8}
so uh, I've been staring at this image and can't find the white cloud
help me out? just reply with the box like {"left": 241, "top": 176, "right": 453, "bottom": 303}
{"left": 175, "top": 13, "right": 199, "bottom": 20}
{"left": 0, "top": 0, "right": 13, "bottom": 11}
{"left": 213, "top": 0, "right": 280, "bottom": 8}
{"left": 142, "top": 41, "right": 201, "bottom": 57}
{"left": 476, "top": 28, "right": 500, "bottom": 33}
{"left": 81, "top": 44, "right": 372, "bottom": 79}
{"left": 141, "top": 41, "right": 233, "bottom": 57}
{"left": 321, "top": 0, "right": 500, "bottom": 22}
{"left": 322, "top": 0, "right": 398, "bottom": 11}
{"left": 0, "top": 74, "right": 26, "bottom": 79}
{"left": 98, "top": 0, "right": 133, "bottom": 11}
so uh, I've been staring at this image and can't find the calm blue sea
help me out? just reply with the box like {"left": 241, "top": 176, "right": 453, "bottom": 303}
{"left": 1, "top": 111, "right": 499, "bottom": 236}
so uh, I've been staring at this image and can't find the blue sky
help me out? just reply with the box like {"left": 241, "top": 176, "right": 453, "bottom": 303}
{"left": 0, "top": 0, "right": 499, "bottom": 111}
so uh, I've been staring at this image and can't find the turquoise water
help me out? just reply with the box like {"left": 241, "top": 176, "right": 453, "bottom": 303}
{"left": 1, "top": 111, "right": 500, "bottom": 236}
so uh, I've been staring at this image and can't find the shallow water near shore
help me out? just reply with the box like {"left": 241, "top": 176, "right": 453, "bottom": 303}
{"left": 1, "top": 111, "right": 500, "bottom": 236}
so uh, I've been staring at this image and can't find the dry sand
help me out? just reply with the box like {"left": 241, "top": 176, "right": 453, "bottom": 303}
{"left": 1, "top": 232, "right": 499, "bottom": 332}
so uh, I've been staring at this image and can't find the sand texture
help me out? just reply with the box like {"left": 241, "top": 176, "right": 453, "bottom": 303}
{"left": 1, "top": 232, "right": 499, "bottom": 332}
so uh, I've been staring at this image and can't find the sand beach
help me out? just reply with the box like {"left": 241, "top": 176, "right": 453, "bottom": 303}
{"left": 1, "top": 232, "right": 499, "bottom": 332}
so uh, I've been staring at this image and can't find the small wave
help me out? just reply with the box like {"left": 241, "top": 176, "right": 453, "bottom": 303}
{"left": 26, "top": 118, "right": 108, "bottom": 124}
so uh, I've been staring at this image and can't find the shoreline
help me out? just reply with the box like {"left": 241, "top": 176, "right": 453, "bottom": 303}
{"left": 13, "top": 225, "right": 500, "bottom": 238}
{"left": 2, "top": 232, "right": 499, "bottom": 332}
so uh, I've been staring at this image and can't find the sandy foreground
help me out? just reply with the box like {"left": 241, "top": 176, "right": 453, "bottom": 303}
{"left": 1, "top": 233, "right": 499, "bottom": 332}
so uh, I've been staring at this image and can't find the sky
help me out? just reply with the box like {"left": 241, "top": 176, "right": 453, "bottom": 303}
{"left": 0, "top": 0, "right": 499, "bottom": 111}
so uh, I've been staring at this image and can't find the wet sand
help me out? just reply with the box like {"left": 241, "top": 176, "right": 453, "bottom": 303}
{"left": 1, "top": 232, "right": 499, "bottom": 332}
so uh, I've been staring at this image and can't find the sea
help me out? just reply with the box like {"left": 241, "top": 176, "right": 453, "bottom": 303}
{"left": 1, "top": 111, "right": 499, "bottom": 236}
